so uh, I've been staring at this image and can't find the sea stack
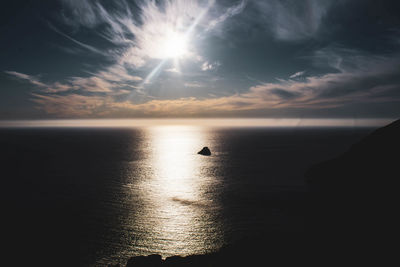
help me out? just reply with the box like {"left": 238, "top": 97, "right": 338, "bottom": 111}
{"left": 198, "top": 146, "right": 211, "bottom": 156}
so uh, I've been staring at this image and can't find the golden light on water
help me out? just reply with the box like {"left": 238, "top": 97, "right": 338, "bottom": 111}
{"left": 125, "top": 126, "right": 224, "bottom": 257}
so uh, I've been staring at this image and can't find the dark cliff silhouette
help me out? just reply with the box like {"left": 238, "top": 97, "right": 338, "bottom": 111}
{"left": 305, "top": 118, "right": 400, "bottom": 265}
{"left": 306, "top": 118, "right": 400, "bottom": 188}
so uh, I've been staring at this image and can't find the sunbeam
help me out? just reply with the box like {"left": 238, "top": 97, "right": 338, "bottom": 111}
{"left": 137, "top": 0, "right": 215, "bottom": 87}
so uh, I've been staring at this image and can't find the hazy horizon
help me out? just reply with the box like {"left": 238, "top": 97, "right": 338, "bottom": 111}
{"left": 0, "top": 117, "right": 395, "bottom": 128}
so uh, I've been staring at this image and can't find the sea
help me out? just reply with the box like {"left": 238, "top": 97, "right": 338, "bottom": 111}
{"left": 0, "top": 119, "right": 389, "bottom": 266}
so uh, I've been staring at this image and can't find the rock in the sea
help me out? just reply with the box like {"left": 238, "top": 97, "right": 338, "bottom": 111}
{"left": 197, "top": 146, "right": 211, "bottom": 156}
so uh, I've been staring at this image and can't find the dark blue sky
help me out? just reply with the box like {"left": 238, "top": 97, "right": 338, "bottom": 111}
{"left": 1, "top": 0, "right": 400, "bottom": 119}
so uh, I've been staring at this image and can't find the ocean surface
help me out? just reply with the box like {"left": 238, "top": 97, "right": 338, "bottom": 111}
{"left": 0, "top": 125, "right": 376, "bottom": 266}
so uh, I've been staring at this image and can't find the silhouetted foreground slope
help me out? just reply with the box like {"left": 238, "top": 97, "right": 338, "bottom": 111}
{"left": 305, "top": 118, "right": 400, "bottom": 265}
{"left": 117, "top": 234, "right": 305, "bottom": 267}
{"left": 306, "top": 118, "right": 400, "bottom": 187}
{"left": 110, "top": 233, "right": 306, "bottom": 267}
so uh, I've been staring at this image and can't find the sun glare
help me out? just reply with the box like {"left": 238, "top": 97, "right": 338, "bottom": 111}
{"left": 160, "top": 31, "right": 188, "bottom": 59}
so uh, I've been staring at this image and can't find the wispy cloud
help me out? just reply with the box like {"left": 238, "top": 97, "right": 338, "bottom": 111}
{"left": 90, "top": 65, "right": 142, "bottom": 83}
{"left": 6, "top": 70, "right": 80, "bottom": 93}
{"left": 5, "top": 71, "right": 47, "bottom": 88}
{"left": 31, "top": 47, "right": 400, "bottom": 117}
{"left": 290, "top": 71, "right": 306, "bottom": 79}
{"left": 34, "top": 0, "right": 237, "bottom": 101}
{"left": 5, "top": 64, "right": 143, "bottom": 94}
{"left": 40, "top": 0, "right": 243, "bottom": 94}
{"left": 31, "top": 93, "right": 109, "bottom": 117}
{"left": 184, "top": 82, "right": 203, "bottom": 88}
{"left": 255, "top": 0, "right": 332, "bottom": 41}
{"left": 59, "top": 0, "right": 247, "bottom": 67}
{"left": 165, "top": 67, "right": 180, "bottom": 74}
{"left": 206, "top": 0, "right": 247, "bottom": 31}
{"left": 60, "top": 0, "right": 210, "bottom": 66}
{"left": 60, "top": 0, "right": 101, "bottom": 28}
{"left": 26, "top": 52, "right": 400, "bottom": 117}
{"left": 48, "top": 23, "right": 105, "bottom": 55}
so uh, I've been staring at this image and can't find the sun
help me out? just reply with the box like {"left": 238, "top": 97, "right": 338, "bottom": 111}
{"left": 160, "top": 31, "right": 189, "bottom": 59}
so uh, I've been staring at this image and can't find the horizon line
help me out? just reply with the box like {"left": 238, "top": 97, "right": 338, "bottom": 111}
{"left": 0, "top": 118, "right": 396, "bottom": 128}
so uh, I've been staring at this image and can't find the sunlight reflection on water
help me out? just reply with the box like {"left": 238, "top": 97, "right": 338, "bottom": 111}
{"left": 123, "top": 126, "right": 224, "bottom": 258}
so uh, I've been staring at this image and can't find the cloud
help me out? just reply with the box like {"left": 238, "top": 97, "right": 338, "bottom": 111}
{"left": 289, "top": 71, "right": 306, "bottom": 79}
{"left": 246, "top": 54, "right": 400, "bottom": 108}
{"left": 206, "top": 0, "right": 247, "bottom": 31}
{"left": 5, "top": 70, "right": 80, "bottom": 93}
{"left": 69, "top": 76, "right": 113, "bottom": 93}
{"left": 9, "top": 0, "right": 247, "bottom": 103}
{"left": 184, "top": 82, "right": 203, "bottom": 88}
{"left": 269, "top": 88, "right": 301, "bottom": 100}
{"left": 48, "top": 23, "right": 105, "bottom": 55}
{"left": 201, "top": 61, "right": 220, "bottom": 71}
{"left": 29, "top": 50, "right": 400, "bottom": 117}
{"left": 61, "top": 0, "right": 209, "bottom": 66}
{"left": 59, "top": 0, "right": 248, "bottom": 67}
{"left": 7, "top": 0, "right": 400, "bottom": 119}
{"left": 92, "top": 65, "right": 142, "bottom": 82}
{"left": 38, "top": 0, "right": 238, "bottom": 100}
{"left": 60, "top": 0, "right": 100, "bottom": 28}
{"left": 31, "top": 93, "right": 110, "bottom": 117}
{"left": 165, "top": 67, "right": 180, "bottom": 73}
{"left": 255, "top": 0, "right": 332, "bottom": 41}
{"left": 6, "top": 64, "right": 143, "bottom": 94}
{"left": 5, "top": 71, "right": 47, "bottom": 88}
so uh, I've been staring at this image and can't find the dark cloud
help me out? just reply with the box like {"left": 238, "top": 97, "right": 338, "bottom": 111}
{"left": 319, "top": 0, "right": 400, "bottom": 53}
{"left": 269, "top": 88, "right": 301, "bottom": 100}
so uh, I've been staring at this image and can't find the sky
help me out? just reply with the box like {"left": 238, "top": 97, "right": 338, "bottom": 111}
{"left": 1, "top": 0, "right": 400, "bottom": 119}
